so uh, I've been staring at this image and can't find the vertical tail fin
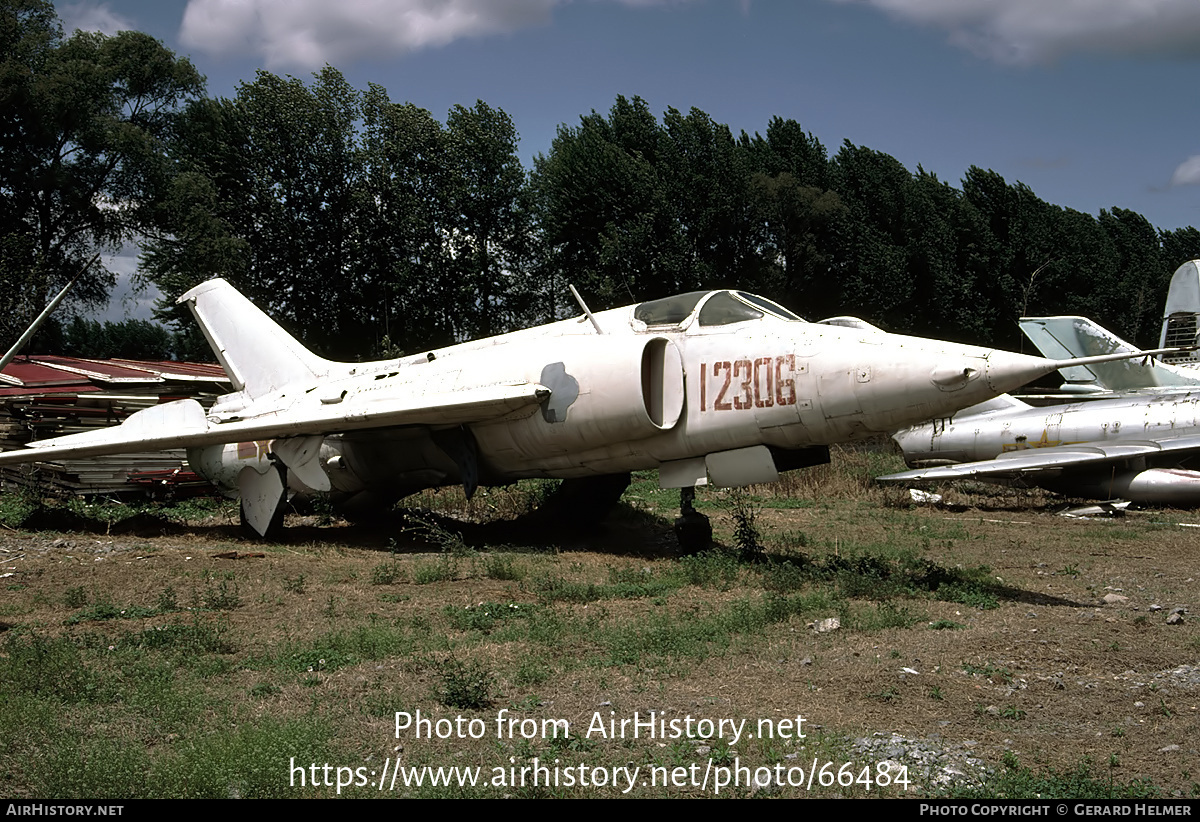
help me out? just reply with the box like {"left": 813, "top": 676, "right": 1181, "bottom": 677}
{"left": 178, "top": 279, "right": 336, "bottom": 399}
{"left": 1020, "top": 316, "right": 1200, "bottom": 391}
{"left": 1161, "top": 260, "right": 1200, "bottom": 363}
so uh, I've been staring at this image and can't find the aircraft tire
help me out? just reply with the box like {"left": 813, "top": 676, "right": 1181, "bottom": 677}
{"left": 535, "top": 472, "right": 632, "bottom": 527}
{"left": 673, "top": 511, "right": 713, "bottom": 556}
{"left": 336, "top": 491, "right": 401, "bottom": 525}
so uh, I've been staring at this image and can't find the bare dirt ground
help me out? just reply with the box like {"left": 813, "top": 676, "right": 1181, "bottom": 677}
{"left": 1, "top": 463, "right": 1198, "bottom": 798}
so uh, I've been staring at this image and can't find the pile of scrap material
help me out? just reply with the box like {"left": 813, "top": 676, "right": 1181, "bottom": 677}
{"left": 0, "top": 356, "right": 230, "bottom": 497}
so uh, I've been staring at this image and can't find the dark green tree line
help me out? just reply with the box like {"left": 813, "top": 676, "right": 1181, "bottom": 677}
{"left": 530, "top": 100, "right": 1200, "bottom": 349}
{"left": 9, "top": 0, "right": 1200, "bottom": 362}
{"left": 142, "top": 71, "right": 533, "bottom": 358}
{"left": 32, "top": 316, "right": 176, "bottom": 359}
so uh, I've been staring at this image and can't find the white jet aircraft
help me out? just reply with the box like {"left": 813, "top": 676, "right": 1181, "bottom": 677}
{"left": 881, "top": 391, "right": 1200, "bottom": 505}
{"left": 0, "top": 280, "right": 1149, "bottom": 541}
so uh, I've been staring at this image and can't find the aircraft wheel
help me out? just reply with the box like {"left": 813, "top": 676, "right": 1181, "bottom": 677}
{"left": 337, "top": 491, "right": 400, "bottom": 525}
{"left": 673, "top": 511, "right": 712, "bottom": 555}
{"left": 535, "top": 472, "right": 632, "bottom": 527}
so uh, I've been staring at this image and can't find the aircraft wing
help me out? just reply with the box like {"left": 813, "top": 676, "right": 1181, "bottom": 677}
{"left": 0, "top": 382, "right": 549, "bottom": 466}
{"left": 877, "top": 434, "right": 1200, "bottom": 483}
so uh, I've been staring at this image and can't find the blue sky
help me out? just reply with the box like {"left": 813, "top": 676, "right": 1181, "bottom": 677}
{"left": 54, "top": 0, "right": 1200, "bottom": 320}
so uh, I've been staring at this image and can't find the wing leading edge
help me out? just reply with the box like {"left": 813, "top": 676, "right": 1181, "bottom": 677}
{"left": 0, "top": 382, "right": 550, "bottom": 467}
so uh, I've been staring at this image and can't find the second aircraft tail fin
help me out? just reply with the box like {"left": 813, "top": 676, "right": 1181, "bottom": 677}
{"left": 1020, "top": 316, "right": 1200, "bottom": 391}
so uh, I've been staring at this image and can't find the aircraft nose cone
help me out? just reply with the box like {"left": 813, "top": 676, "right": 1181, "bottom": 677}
{"left": 981, "top": 350, "right": 1062, "bottom": 394}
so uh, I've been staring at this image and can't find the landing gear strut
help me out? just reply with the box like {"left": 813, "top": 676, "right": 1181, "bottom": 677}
{"left": 674, "top": 486, "right": 712, "bottom": 555}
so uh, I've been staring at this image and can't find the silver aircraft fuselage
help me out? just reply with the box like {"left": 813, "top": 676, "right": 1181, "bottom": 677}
{"left": 888, "top": 393, "right": 1200, "bottom": 503}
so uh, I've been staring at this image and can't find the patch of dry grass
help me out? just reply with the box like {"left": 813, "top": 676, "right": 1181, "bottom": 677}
{"left": 1, "top": 447, "right": 1198, "bottom": 798}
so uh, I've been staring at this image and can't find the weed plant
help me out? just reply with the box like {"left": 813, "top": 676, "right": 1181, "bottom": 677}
{"left": 947, "top": 754, "right": 1165, "bottom": 800}
{"left": 433, "top": 656, "right": 493, "bottom": 709}
{"left": 370, "top": 549, "right": 406, "bottom": 585}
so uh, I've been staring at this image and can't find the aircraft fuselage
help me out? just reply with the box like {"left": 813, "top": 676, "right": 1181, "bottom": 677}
{"left": 896, "top": 393, "right": 1200, "bottom": 467}
{"left": 189, "top": 290, "right": 1088, "bottom": 507}
{"left": 5, "top": 283, "right": 1133, "bottom": 533}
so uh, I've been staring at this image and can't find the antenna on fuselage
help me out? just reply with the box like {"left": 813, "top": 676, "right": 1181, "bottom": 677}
{"left": 569, "top": 284, "right": 604, "bottom": 335}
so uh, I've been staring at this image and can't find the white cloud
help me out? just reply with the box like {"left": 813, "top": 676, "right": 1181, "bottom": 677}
{"left": 179, "top": 0, "right": 561, "bottom": 69}
{"left": 60, "top": 1, "right": 136, "bottom": 36}
{"left": 828, "top": 0, "right": 1200, "bottom": 63}
{"left": 1171, "top": 155, "right": 1200, "bottom": 187}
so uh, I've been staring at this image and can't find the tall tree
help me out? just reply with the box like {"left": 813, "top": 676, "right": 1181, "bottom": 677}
{"left": 902, "top": 168, "right": 988, "bottom": 342}
{"left": 1031, "top": 206, "right": 1117, "bottom": 337}
{"left": 828, "top": 141, "right": 918, "bottom": 331}
{"left": 0, "top": 0, "right": 203, "bottom": 346}
{"left": 139, "top": 96, "right": 252, "bottom": 299}
{"left": 359, "top": 89, "right": 455, "bottom": 351}
{"left": 444, "top": 101, "right": 532, "bottom": 339}
{"left": 660, "top": 106, "right": 762, "bottom": 291}
{"left": 238, "top": 68, "right": 364, "bottom": 356}
{"left": 144, "top": 68, "right": 366, "bottom": 358}
{"left": 1098, "top": 207, "right": 1165, "bottom": 346}
{"left": 960, "top": 167, "right": 1058, "bottom": 347}
{"left": 741, "top": 117, "right": 841, "bottom": 316}
{"left": 533, "top": 96, "right": 689, "bottom": 309}
{"left": 147, "top": 74, "right": 537, "bottom": 356}
{"left": 1160, "top": 226, "right": 1200, "bottom": 272}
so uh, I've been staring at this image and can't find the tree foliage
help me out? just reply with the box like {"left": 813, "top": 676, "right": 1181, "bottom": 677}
{"left": 0, "top": 0, "right": 202, "bottom": 348}
{"left": 142, "top": 71, "right": 533, "bottom": 358}
{"left": 7, "top": 7, "right": 1200, "bottom": 362}
{"left": 34, "top": 316, "right": 176, "bottom": 359}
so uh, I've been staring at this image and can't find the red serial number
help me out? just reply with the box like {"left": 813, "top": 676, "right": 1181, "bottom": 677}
{"left": 700, "top": 356, "right": 797, "bottom": 412}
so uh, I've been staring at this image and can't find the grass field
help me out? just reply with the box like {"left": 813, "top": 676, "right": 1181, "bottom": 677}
{"left": 1, "top": 445, "right": 1198, "bottom": 798}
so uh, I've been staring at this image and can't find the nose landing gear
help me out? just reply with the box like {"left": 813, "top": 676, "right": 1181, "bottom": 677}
{"left": 674, "top": 486, "right": 712, "bottom": 555}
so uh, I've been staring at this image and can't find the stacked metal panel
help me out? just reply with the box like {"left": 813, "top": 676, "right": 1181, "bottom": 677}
{"left": 0, "top": 356, "right": 229, "bottom": 496}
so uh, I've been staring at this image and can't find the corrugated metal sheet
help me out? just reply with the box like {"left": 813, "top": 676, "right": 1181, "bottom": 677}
{"left": 1, "top": 356, "right": 226, "bottom": 387}
{"left": 0, "top": 355, "right": 230, "bottom": 497}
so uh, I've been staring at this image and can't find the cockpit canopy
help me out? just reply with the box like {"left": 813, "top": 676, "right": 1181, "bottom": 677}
{"left": 633, "top": 290, "right": 803, "bottom": 328}
{"left": 817, "top": 316, "right": 883, "bottom": 333}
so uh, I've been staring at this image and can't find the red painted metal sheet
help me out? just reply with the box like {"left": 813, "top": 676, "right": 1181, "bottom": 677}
{"left": 1, "top": 356, "right": 228, "bottom": 393}
{"left": 0, "top": 385, "right": 104, "bottom": 398}
{"left": 0, "top": 360, "right": 87, "bottom": 388}
{"left": 30, "top": 356, "right": 167, "bottom": 382}
{"left": 110, "top": 359, "right": 227, "bottom": 381}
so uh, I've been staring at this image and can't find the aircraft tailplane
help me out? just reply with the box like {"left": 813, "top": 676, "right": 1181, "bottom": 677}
{"left": 1019, "top": 316, "right": 1200, "bottom": 391}
{"left": 178, "top": 279, "right": 337, "bottom": 400}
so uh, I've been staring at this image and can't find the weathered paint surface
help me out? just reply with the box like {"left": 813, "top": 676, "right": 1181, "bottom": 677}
{"left": 1021, "top": 315, "right": 1200, "bottom": 392}
{"left": 883, "top": 391, "right": 1200, "bottom": 504}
